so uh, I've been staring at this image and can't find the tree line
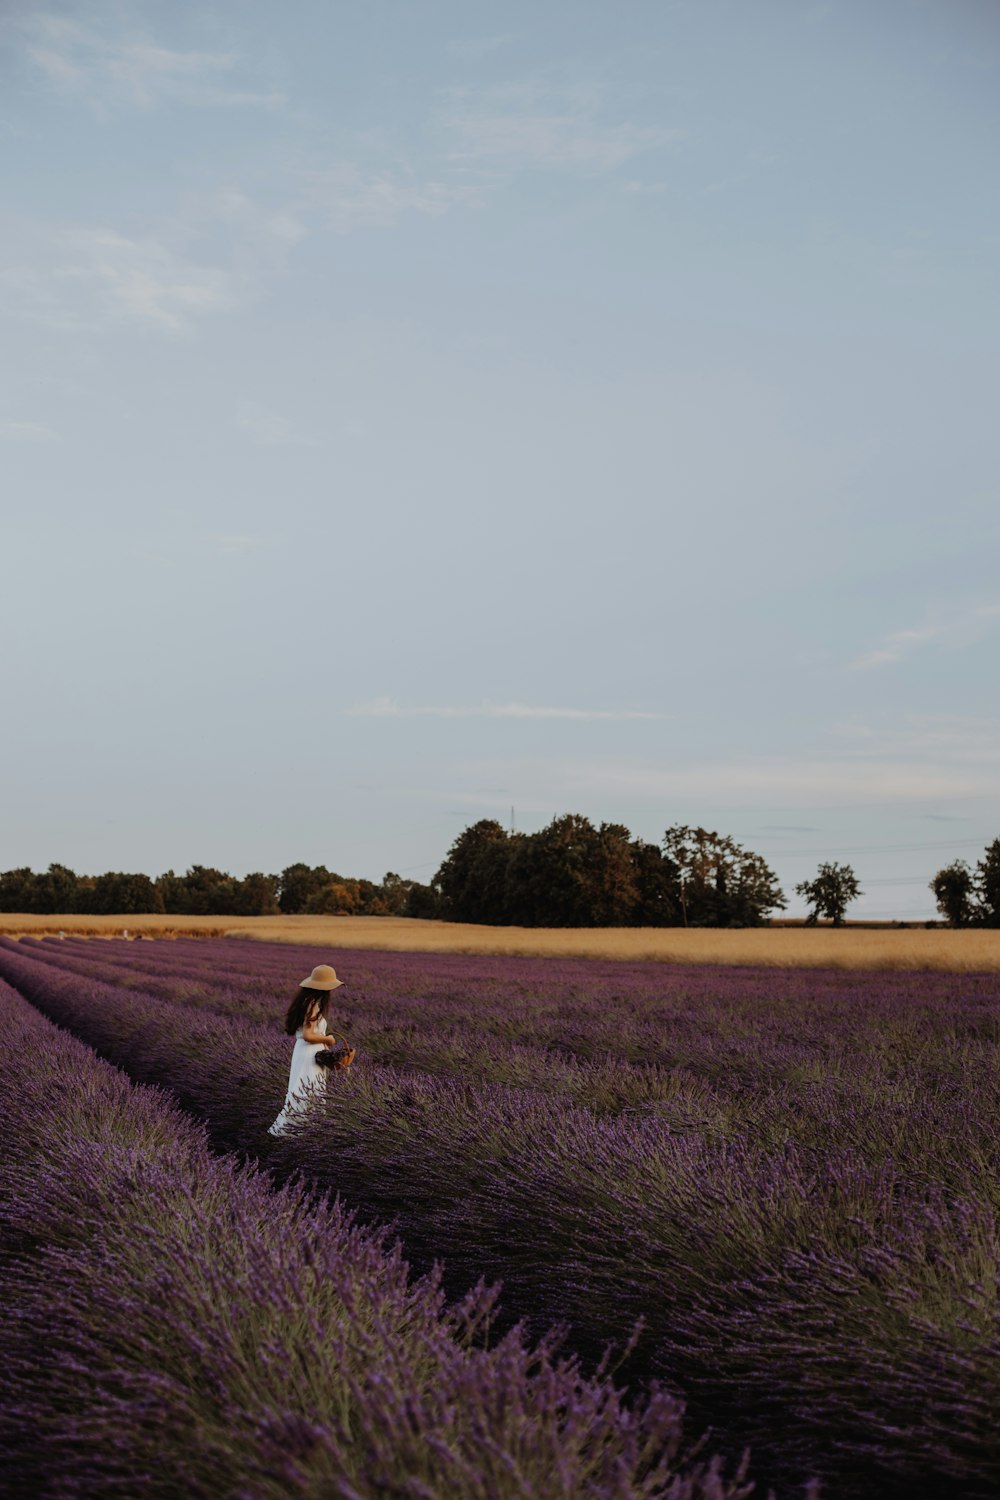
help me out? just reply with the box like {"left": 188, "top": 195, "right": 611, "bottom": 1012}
{"left": 0, "top": 863, "right": 434, "bottom": 918}
{"left": 432, "top": 817, "right": 786, "bottom": 927}
{"left": 433, "top": 821, "right": 1000, "bottom": 929}
{"left": 3, "top": 828, "right": 997, "bottom": 927}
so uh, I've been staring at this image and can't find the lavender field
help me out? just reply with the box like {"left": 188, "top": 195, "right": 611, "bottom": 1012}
{"left": 3, "top": 936, "right": 1000, "bottom": 1496}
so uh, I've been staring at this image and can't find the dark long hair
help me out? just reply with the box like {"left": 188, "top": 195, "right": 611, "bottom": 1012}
{"left": 284, "top": 986, "right": 331, "bottom": 1036}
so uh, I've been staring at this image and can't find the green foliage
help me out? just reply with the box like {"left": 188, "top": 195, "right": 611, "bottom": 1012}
{"left": 277, "top": 862, "right": 331, "bottom": 914}
{"left": 931, "top": 840, "right": 1000, "bottom": 928}
{"left": 977, "top": 839, "right": 1000, "bottom": 928}
{"left": 404, "top": 880, "right": 443, "bottom": 919}
{"left": 663, "top": 825, "right": 787, "bottom": 927}
{"left": 795, "top": 862, "right": 862, "bottom": 926}
{"left": 930, "top": 860, "right": 978, "bottom": 927}
{"left": 87, "top": 872, "right": 163, "bottom": 915}
{"left": 434, "top": 816, "right": 783, "bottom": 927}
{"left": 435, "top": 820, "right": 510, "bottom": 923}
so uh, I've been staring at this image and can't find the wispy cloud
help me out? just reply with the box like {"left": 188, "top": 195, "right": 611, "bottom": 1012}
{"left": 347, "top": 698, "right": 667, "bottom": 721}
{"left": 235, "top": 402, "right": 317, "bottom": 448}
{"left": 0, "top": 419, "right": 58, "bottom": 441}
{"left": 851, "top": 603, "right": 1000, "bottom": 669}
{"left": 439, "top": 80, "right": 682, "bottom": 174}
{"left": 297, "top": 165, "right": 475, "bottom": 234}
{"left": 1, "top": 155, "right": 466, "bottom": 337}
{"left": 833, "top": 714, "right": 1000, "bottom": 766}
{"left": 61, "top": 228, "right": 239, "bottom": 332}
{"left": 0, "top": 221, "right": 242, "bottom": 334}
{"left": 211, "top": 534, "right": 261, "bottom": 557}
{"left": 573, "top": 759, "right": 1000, "bottom": 804}
{"left": 21, "top": 14, "right": 281, "bottom": 112}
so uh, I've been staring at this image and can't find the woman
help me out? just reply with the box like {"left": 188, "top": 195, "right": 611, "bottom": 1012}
{"left": 269, "top": 963, "right": 354, "bottom": 1136}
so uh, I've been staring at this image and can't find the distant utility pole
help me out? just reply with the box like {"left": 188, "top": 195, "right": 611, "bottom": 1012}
{"left": 510, "top": 806, "right": 516, "bottom": 835}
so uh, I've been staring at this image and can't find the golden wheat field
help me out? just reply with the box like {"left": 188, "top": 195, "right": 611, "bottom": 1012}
{"left": 2, "top": 912, "right": 1000, "bottom": 971}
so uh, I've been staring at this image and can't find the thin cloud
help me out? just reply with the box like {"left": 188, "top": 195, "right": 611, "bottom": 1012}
{"left": 852, "top": 604, "right": 1000, "bottom": 669}
{"left": 1, "top": 223, "right": 242, "bottom": 335}
{"left": 0, "top": 419, "right": 58, "bottom": 441}
{"left": 2, "top": 158, "right": 463, "bottom": 339}
{"left": 297, "top": 165, "right": 476, "bottom": 235}
{"left": 439, "top": 79, "right": 682, "bottom": 174}
{"left": 576, "top": 760, "right": 1000, "bottom": 804}
{"left": 21, "top": 14, "right": 281, "bottom": 112}
{"left": 347, "top": 698, "right": 667, "bottom": 721}
{"left": 834, "top": 714, "right": 1000, "bottom": 766}
{"left": 211, "top": 534, "right": 261, "bottom": 557}
{"left": 464, "top": 753, "right": 1000, "bottom": 809}
{"left": 63, "top": 228, "right": 239, "bottom": 332}
{"left": 235, "top": 402, "right": 317, "bottom": 448}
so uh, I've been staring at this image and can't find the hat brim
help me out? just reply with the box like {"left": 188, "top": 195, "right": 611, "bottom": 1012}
{"left": 300, "top": 976, "right": 345, "bottom": 990}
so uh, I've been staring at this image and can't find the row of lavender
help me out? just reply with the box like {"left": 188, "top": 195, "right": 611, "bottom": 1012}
{"left": 16, "top": 932, "right": 1000, "bottom": 1215}
{"left": 16, "top": 933, "right": 1000, "bottom": 1131}
{"left": 0, "top": 974, "right": 749, "bottom": 1499}
{"left": 3, "top": 938, "right": 1000, "bottom": 1495}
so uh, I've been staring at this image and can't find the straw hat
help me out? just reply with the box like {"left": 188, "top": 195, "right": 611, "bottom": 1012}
{"left": 300, "top": 964, "right": 345, "bottom": 990}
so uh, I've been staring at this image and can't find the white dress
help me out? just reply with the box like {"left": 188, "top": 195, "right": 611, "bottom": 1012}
{"left": 269, "top": 1015, "right": 329, "bottom": 1136}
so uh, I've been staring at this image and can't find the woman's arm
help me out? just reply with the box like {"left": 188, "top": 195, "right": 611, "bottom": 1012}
{"left": 300, "top": 1007, "right": 337, "bottom": 1046}
{"left": 301, "top": 1025, "right": 337, "bottom": 1046}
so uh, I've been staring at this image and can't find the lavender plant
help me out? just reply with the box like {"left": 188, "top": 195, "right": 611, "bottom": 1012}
{"left": 4, "top": 935, "right": 1000, "bottom": 1494}
{"left": 0, "top": 977, "right": 750, "bottom": 1500}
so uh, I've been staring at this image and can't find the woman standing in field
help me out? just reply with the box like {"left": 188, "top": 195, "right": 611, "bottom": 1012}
{"left": 269, "top": 964, "right": 355, "bottom": 1136}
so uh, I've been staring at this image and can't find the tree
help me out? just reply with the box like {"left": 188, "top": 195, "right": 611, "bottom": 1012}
{"left": 795, "top": 862, "right": 862, "bottom": 926}
{"left": 36, "top": 863, "right": 81, "bottom": 913}
{"left": 379, "top": 872, "right": 410, "bottom": 916}
{"left": 929, "top": 861, "right": 977, "bottom": 927}
{"left": 89, "top": 872, "right": 163, "bottom": 915}
{"left": 405, "top": 881, "right": 442, "bottom": 919}
{"left": 975, "top": 839, "right": 1000, "bottom": 928}
{"left": 629, "top": 840, "right": 681, "bottom": 926}
{"left": 307, "top": 878, "right": 361, "bottom": 914}
{"left": 235, "top": 872, "right": 280, "bottom": 916}
{"left": 0, "top": 868, "right": 40, "bottom": 913}
{"left": 585, "top": 823, "right": 641, "bottom": 926}
{"left": 434, "top": 821, "right": 510, "bottom": 922}
{"left": 506, "top": 815, "right": 601, "bottom": 927}
{"left": 278, "top": 864, "right": 331, "bottom": 914}
{"left": 156, "top": 866, "right": 241, "bottom": 915}
{"left": 662, "top": 826, "right": 785, "bottom": 927}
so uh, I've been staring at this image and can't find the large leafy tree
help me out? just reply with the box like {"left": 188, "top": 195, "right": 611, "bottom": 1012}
{"left": 0, "top": 868, "right": 43, "bottom": 912}
{"left": 629, "top": 840, "right": 681, "bottom": 926}
{"left": 795, "top": 862, "right": 862, "bottom": 926}
{"left": 278, "top": 863, "right": 332, "bottom": 914}
{"left": 662, "top": 825, "right": 785, "bottom": 927}
{"left": 156, "top": 866, "right": 243, "bottom": 915}
{"left": 506, "top": 815, "right": 620, "bottom": 928}
{"left": 88, "top": 872, "right": 163, "bottom": 915}
{"left": 929, "top": 861, "right": 977, "bottom": 927}
{"left": 435, "top": 820, "right": 510, "bottom": 922}
{"left": 234, "top": 872, "right": 280, "bottom": 916}
{"left": 975, "top": 839, "right": 1000, "bottom": 928}
{"left": 36, "top": 863, "right": 80, "bottom": 913}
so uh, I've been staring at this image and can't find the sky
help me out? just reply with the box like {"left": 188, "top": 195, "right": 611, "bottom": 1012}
{"left": 2, "top": 0, "right": 999, "bottom": 919}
